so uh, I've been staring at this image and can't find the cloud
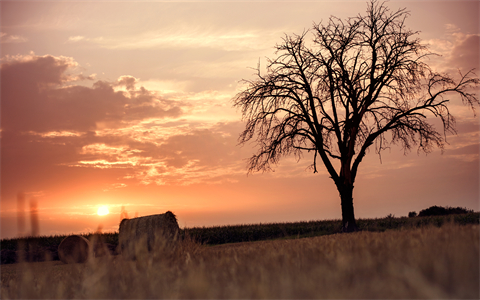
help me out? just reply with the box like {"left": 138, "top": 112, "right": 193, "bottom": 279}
{"left": 0, "top": 52, "right": 251, "bottom": 196}
{"left": 1, "top": 54, "right": 184, "bottom": 134}
{"left": 116, "top": 75, "right": 138, "bottom": 90}
{"left": 66, "top": 35, "right": 104, "bottom": 44}
{"left": 63, "top": 122, "right": 250, "bottom": 186}
{"left": 69, "top": 28, "right": 280, "bottom": 52}
{"left": 1, "top": 32, "right": 28, "bottom": 43}
{"left": 68, "top": 35, "right": 86, "bottom": 42}
{"left": 4, "top": 52, "right": 474, "bottom": 193}
{"left": 449, "top": 34, "right": 480, "bottom": 72}
{"left": 425, "top": 25, "right": 480, "bottom": 73}
{"left": 0, "top": 53, "right": 192, "bottom": 201}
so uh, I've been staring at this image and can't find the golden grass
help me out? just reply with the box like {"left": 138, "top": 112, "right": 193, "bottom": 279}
{"left": 1, "top": 222, "right": 478, "bottom": 299}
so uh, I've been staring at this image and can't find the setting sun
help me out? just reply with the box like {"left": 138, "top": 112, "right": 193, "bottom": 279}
{"left": 97, "top": 206, "right": 109, "bottom": 216}
{"left": 0, "top": 1, "right": 478, "bottom": 240}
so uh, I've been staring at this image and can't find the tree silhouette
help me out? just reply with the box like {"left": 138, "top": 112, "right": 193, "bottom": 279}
{"left": 233, "top": 0, "right": 479, "bottom": 232}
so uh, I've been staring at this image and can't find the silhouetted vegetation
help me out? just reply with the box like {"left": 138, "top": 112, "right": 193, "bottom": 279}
{"left": 233, "top": 0, "right": 480, "bottom": 232}
{"left": 188, "top": 212, "right": 479, "bottom": 244}
{"left": 0, "top": 232, "right": 118, "bottom": 265}
{"left": 186, "top": 220, "right": 341, "bottom": 245}
{"left": 417, "top": 205, "right": 474, "bottom": 217}
{"left": 2, "top": 213, "right": 478, "bottom": 265}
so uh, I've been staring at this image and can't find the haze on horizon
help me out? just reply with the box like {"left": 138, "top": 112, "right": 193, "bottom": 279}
{"left": 1, "top": 0, "right": 479, "bottom": 239}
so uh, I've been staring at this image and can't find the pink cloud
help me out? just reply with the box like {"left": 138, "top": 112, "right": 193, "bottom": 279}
{"left": 116, "top": 75, "right": 138, "bottom": 90}
{"left": 0, "top": 54, "right": 186, "bottom": 208}
{"left": 0, "top": 53, "right": 251, "bottom": 211}
{"left": 426, "top": 26, "right": 480, "bottom": 74}
{"left": 1, "top": 54, "right": 183, "bottom": 134}
{"left": 0, "top": 32, "right": 28, "bottom": 43}
{"left": 449, "top": 34, "right": 480, "bottom": 72}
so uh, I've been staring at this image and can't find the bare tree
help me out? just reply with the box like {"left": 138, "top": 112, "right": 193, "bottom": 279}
{"left": 233, "top": 0, "right": 479, "bottom": 232}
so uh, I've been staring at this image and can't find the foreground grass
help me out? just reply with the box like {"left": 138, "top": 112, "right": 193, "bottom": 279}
{"left": 1, "top": 222, "right": 478, "bottom": 299}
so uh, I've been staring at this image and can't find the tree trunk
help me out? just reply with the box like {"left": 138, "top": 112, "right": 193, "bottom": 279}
{"left": 337, "top": 183, "right": 358, "bottom": 232}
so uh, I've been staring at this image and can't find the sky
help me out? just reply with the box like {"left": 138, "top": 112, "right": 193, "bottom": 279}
{"left": 1, "top": 0, "right": 479, "bottom": 239}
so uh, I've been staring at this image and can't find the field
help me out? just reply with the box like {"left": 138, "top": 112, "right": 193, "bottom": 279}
{"left": 2, "top": 212, "right": 478, "bottom": 265}
{"left": 1, "top": 221, "right": 479, "bottom": 299}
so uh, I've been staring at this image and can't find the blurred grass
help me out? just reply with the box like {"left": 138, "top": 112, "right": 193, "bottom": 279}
{"left": 1, "top": 212, "right": 478, "bottom": 264}
{"left": 1, "top": 222, "right": 478, "bottom": 298}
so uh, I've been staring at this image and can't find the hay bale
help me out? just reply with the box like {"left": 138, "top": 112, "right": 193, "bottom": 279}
{"left": 118, "top": 211, "right": 180, "bottom": 259}
{"left": 58, "top": 235, "right": 90, "bottom": 264}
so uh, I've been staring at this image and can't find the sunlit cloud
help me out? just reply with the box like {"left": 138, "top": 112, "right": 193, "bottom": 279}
{"left": 81, "top": 143, "right": 139, "bottom": 157}
{"left": 1, "top": 32, "right": 28, "bottom": 43}
{"left": 64, "top": 73, "right": 97, "bottom": 83}
{"left": 73, "top": 143, "right": 148, "bottom": 169}
{"left": 66, "top": 35, "right": 104, "bottom": 44}
{"left": 130, "top": 159, "right": 244, "bottom": 186}
{"left": 68, "top": 35, "right": 85, "bottom": 42}
{"left": 75, "top": 160, "right": 134, "bottom": 169}
{"left": 85, "top": 29, "right": 280, "bottom": 52}
{"left": 67, "top": 123, "right": 249, "bottom": 185}
{"left": 1, "top": 52, "right": 252, "bottom": 194}
{"left": 116, "top": 75, "right": 138, "bottom": 90}
{"left": 0, "top": 52, "right": 78, "bottom": 68}
{"left": 102, "top": 183, "right": 128, "bottom": 192}
{"left": 136, "top": 79, "right": 189, "bottom": 96}
{"left": 424, "top": 24, "right": 480, "bottom": 74}
{"left": 28, "top": 130, "right": 84, "bottom": 138}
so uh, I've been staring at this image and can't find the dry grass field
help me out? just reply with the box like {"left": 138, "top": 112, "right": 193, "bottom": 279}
{"left": 1, "top": 222, "right": 478, "bottom": 299}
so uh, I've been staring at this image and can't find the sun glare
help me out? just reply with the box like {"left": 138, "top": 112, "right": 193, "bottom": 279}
{"left": 97, "top": 205, "right": 109, "bottom": 216}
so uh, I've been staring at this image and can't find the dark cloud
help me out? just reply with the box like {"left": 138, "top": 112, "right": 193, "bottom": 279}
{"left": 0, "top": 53, "right": 253, "bottom": 206}
{"left": 1, "top": 54, "right": 184, "bottom": 134}
{"left": 449, "top": 35, "right": 480, "bottom": 72}
{"left": 116, "top": 75, "right": 137, "bottom": 90}
{"left": 0, "top": 54, "right": 190, "bottom": 203}
{"left": 1, "top": 55, "right": 68, "bottom": 88}
{"left": 446, "top": 144, "right": 479, "bottom": 156}
{"left": 455, "top": 119, "right": 480, "bottom": 134}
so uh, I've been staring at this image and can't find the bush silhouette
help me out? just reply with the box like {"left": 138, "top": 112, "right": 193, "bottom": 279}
{"left": 408, "top": 211, "right": 417, "bottom": 218}
{"left": 418, "top": 206, "right": 473, "bottom": 217}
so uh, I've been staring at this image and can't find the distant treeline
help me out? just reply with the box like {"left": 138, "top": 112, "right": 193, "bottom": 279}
{"left": 187, "top": 211, "right": 479, "bottom": 245}
{"left": 410, "top": 205, "right": 474, "bottom": 217}
{"left": 1, "top": 210, "right": 478, "bottom": 265}
{"left": 0, "top": 232, "right": 119, "bottom": 265}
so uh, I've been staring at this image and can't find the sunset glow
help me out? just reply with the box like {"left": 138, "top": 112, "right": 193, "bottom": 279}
{"left": 97, "top": 206, "right": 109, "bottom": 216}
{"left": 1, "top": 1, "right": 478, "bottom": 239}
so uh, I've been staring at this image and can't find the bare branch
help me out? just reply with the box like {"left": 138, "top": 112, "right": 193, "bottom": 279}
{"left": 233, "top": 0, "right": 479, "bottom": 189}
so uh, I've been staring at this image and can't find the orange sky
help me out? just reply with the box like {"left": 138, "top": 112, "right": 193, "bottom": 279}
{"left": 1, "top": 1, "right": 479, "bottom": 239}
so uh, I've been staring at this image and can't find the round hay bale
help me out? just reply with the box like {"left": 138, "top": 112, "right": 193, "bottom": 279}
{"left": 58, "top": 235, "right": 90, "bottom": 264}
{"left": 118, "top": 211, "right": 180, "bottom": 259}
